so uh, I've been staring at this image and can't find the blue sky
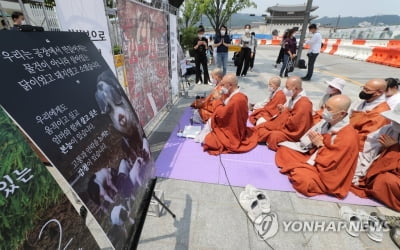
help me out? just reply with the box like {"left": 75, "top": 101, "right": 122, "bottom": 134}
{"left": 240, "top": 0, "right": 400, "bottom": 17}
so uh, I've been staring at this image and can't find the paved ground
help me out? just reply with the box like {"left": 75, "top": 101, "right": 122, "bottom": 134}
{"left": 139, "top": 46, "right": 400, "bottom": 250}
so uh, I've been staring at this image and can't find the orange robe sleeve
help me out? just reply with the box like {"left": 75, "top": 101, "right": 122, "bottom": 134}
{"left": 276, "top": 125, "right": 359, "bottom": 198}
{"left": 263, "top": 97, "right": 313, "bottom": 150}
{"left": 249, "top": 90, "right": 287, "bottom": 125}
{"left": 312, "top": 108, "right": 323, "bottom": 125}
{"left": 350, "top": 102, "right": 390, "bottom": 151}
{"left": 194, "top": 86, "right": 227, "bottom": 123}
{"left": 351, "top": 144, "right": 400, "bottom": 211}
{"left": 203, "top": 93, "right": 258, "bottom": 155}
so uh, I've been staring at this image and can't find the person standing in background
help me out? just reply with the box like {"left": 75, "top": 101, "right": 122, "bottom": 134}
{"left": 249, "top": 32, "right": 257, "bottom": 72}
{"left": 214, "top": 25, "right": 231, "bottom": 76}
{"left": 236, "top": 24, "right": 256, "bottom": 77}
{"left": 302, "top": 24, "right": 322, "bottom": 81}
{"left": 279, "top": 28, "right": 297, "bottom": 78}
{"left": 274, "top": 29, "right": 289, "bottom": 68}
{"left": 11, "top": 11, "right": 25, "bottom": 31}
{"left": 193, "top": 26, "right": 211, "bottom": 85}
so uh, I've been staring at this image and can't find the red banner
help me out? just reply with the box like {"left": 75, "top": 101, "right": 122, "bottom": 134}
{"left": 118, "top": 0, "right": 170, "bottom": 126}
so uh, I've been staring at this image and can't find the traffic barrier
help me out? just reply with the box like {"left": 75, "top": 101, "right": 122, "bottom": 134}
{"left": 385, "top": 48, "right": 400, "bottom": 67}
{"left": 352, "top": 39, "right": 366, "bottom": 45}
{"left": 328, "top": 39, "right": 341, "bottom": 55}
{"left": 388, "top": 40, "right": 400, "bottom": 47}
{"left": 320, "top": 38, "right": 329, "bottom": 52}
{"left": 233, "top": 39, "right": 240, "bottom": 45}
{"left": 367, "top": 47, "right": 389, "bottom": 64}
{"left": 353, "top": 46, "right": 374, "bottom": 61}
{"left": 260, "top": 39, "right": 267, "bottom": 45}
{"left": 271, "top": 39, "right": 281, "bottom": 45}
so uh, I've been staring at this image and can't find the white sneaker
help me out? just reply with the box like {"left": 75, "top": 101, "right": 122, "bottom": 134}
{"left": 245, "top": 184, "right": 271, "bottom": 214}
{"left": 196, "top": 81, "right": 202, "bottom": 85}
{"left": 207, "top": 81, "right": 213, "bottom": 86}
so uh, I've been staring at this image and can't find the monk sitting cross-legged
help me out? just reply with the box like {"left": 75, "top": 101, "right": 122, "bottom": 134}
{"left": 351, "top": 103, "right": 400, "bottom": 211}
{"left": 350, "top": 78, "right": 390, "bottom": 151}
{"left": 248, "top": 76, "right": 287, "bottom": 126}
{"left": 191, "top": 68, "right": 226, "bottom": 124}
{"left": 256, "top": 76, "right": 313, "bottom": 151}
{"left": 195, "top": 73, "right": 258, "bottom": 155}
{"left": 275, "top": 95, "right": 359, "bottom": 199}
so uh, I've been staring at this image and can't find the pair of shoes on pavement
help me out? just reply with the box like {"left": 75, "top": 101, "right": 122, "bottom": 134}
{"left": 340, "top": 206, "right": 385, "bottom": 242}
{"left": 384, "top": 215, "right": 400, "bottom": 248}
{"left": 239, "top": 184, "right": 278, "bottom": 240}
{"left": 196, "top": 81, "right": 202, "bottom": 85}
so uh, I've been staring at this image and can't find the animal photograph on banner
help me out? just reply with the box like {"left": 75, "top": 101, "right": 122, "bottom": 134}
{"left": 0, "top": 31, "right": 155, "bottom": 249}
{"left": 0, "top": 108, "right": 99, "bottom": 250}
{"left": 118, "top": 0, "right": 170, "bottom": 126}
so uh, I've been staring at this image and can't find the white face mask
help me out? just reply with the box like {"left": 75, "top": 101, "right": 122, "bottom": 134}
{"left": 220, "top": 86, "right": 229, "bottom": 95}
{"left": 392, "top": 121, "right": 400, "bottom": 133}
{"left": 268, "top": 86, "right": 276, "bottom": 93}
{"left": 326, "top": 87, "right": 337, "bottom": 95}
{"left": 21, "top": 20, "right": 26, "bottom": 25}
{"left": 198, "top": 34, "right": 203, "bottom": 39}
{"left": 322, "top": 109, "right": 333, "bottom": 123}
{"left": 283, "top": 87, "right": 293, "bottom": 97}
{"left": 245, "top": 29, "right": 250, "bottom": 33}
{"left": 221, "top": 30, "right": 226, "bottom": 36}
{"left": 212, "top": 78, "right": 217, "bottom": 85}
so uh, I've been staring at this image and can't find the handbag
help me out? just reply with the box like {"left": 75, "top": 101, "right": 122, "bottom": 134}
{"left": 286, "top": 58, "right": 295, "bottom": 72}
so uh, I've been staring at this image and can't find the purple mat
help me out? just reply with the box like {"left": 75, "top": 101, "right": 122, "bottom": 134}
{"left": 155, "top": 107, "right": 384, "bottom": 207}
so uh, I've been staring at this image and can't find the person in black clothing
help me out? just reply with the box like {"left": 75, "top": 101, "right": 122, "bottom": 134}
{"left": 11, "top": 11, "right": 25, "bottom": 31}
{"left": 236, "top": 24, "right": 256, "bottom": 77}
{"left": 279, "top": 29, "right": 297, "bottom": 78}
{"left": 193, "top": 26, "right": 211, "bottom": 85}
{"left": 214, "top": 25, "right": 232, "bottom": 76}
{"left": 249, "top": 31, "right": 257, "bottom": 71}
{"left": 274, "top": 29, "right": 289, "bottom": 68}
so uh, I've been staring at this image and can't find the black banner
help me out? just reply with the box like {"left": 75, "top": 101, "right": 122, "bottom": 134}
{"left": 0, "top": 31, "right": 155, "bottom": 249}
{"left": 0, "top": 108, "right": 99, "bottom": 249}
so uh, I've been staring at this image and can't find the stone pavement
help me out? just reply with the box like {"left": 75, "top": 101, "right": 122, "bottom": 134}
{"left": 139, "top": 46, "right": 400, "bottom": 250}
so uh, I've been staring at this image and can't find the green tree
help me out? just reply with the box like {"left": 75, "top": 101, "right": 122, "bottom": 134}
{"left": 199, "top": 0, "right": 257, "bottom": 33}
{"left": 179, "top": 0, "right": 203, "bottom": 52}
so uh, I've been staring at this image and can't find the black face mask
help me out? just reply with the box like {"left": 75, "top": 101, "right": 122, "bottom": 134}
{"left": 359, "top": 91, "right": 374, "bottom": 100}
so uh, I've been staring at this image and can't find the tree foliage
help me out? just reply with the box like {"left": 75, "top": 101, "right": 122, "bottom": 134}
{"left": 179, "top": 0, "right": 203, "bottom": 29}
{"left": 199, "top": 0, "right": 257, "bottom": 33}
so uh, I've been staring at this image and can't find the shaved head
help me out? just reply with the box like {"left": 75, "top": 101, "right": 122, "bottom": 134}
{"left": 223, "top": 73, "right": 238, "bottom": 87}
{"left": 285, "top": 76, "right": 303, "bottom": 97}
{"left": 365, "top": 78, "right": 387, "bottom": 92}
{"left": 326, "top": 94, "right": 352, "bottom": 113}
{"left": 324, "top": 94, "right": 352, "bottom": 125}
{"left": 269, "top": 76, "right": 281, "bottom": 88}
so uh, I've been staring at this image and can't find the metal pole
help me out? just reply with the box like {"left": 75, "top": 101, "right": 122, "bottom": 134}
{"left": 41, "top": 2, "right": 50, "bottom": 30}
{"left": 296, "top": 0, "right": 312, "bottom": 66}
{"left": 18, "top": 0, "right": 31, "bottom": 25}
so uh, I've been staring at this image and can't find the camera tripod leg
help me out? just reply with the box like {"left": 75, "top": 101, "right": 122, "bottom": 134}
{"left": 152, "top": 192, "right": 176, "bottom": 219}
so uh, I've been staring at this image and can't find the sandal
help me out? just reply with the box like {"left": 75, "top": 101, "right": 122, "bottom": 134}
{"left": 390, "top": 226, "right": 400, "bottom": 248}
{"left": 245, "top": 184, "right": 271, "bottom": 214}
{"left": 340, "top": 206, "right": 362, "bottom": 237}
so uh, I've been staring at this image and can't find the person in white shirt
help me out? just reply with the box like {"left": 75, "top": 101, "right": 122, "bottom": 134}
{"left": 385, "top": 77, "right": 400, "bottom": 109}
{"left": 302, "top": 24, "right": 322, "bottom": 81}
{"left": 236, "top": 24, "right": 256, "bottom": 77}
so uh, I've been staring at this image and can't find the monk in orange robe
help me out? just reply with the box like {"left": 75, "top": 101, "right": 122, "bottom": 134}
{"left": 249, "top": 76, "right": 287, "bottom": 126}
{"left": 276, "top": 95, "right": 359, "bottom": 198}
{"left": 350, "top": 78, "right": 390, "bottom": 151}
{"left": 256, "top": 76, "right": 313, "bottom": 151}
{"left": 312, "top": 78, "right": 345, "bottom": 125}
{"left": 351, "top": 105, "right": 400, "bottom": 211}
{"left": 201, "top": 73, "right": 258, "bottom": 155}
{"left": 191, "top": 68, "right": 227, "bottom": 123}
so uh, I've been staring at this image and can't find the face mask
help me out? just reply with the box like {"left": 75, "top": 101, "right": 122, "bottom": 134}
{"left": 245, "top": 29, "right": 250, "bottom": 33}
{"left": 326, "top": 87, "right": 336, "bottom": 95}
{"left": 392, "top": 121, "right": 400, "bottom": 133}
{"left": 21, "top": 20, "right": 26, "bottom": 25}
{"left": 220, "top": 86, "right": 229, "bottom": 95}
{"left": 221, "top": 30, "right": 226, "bottom": 36}
{"left": 322, "top": 109, "right": 334, "bottom": 122}
{"left": 212, "top": 78, "right": 217, "bottom": 85}
{"left": 359, "top": 91, "right": 374, "bottom": 100}
{"left": 283, "top": 87, "right": 293, "bottom": 97}
{"left": 198, "top": 34, "right": 203, "bottom": 39}
{"left": 268, "top": 86, "right": 276, "bottom": 93}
